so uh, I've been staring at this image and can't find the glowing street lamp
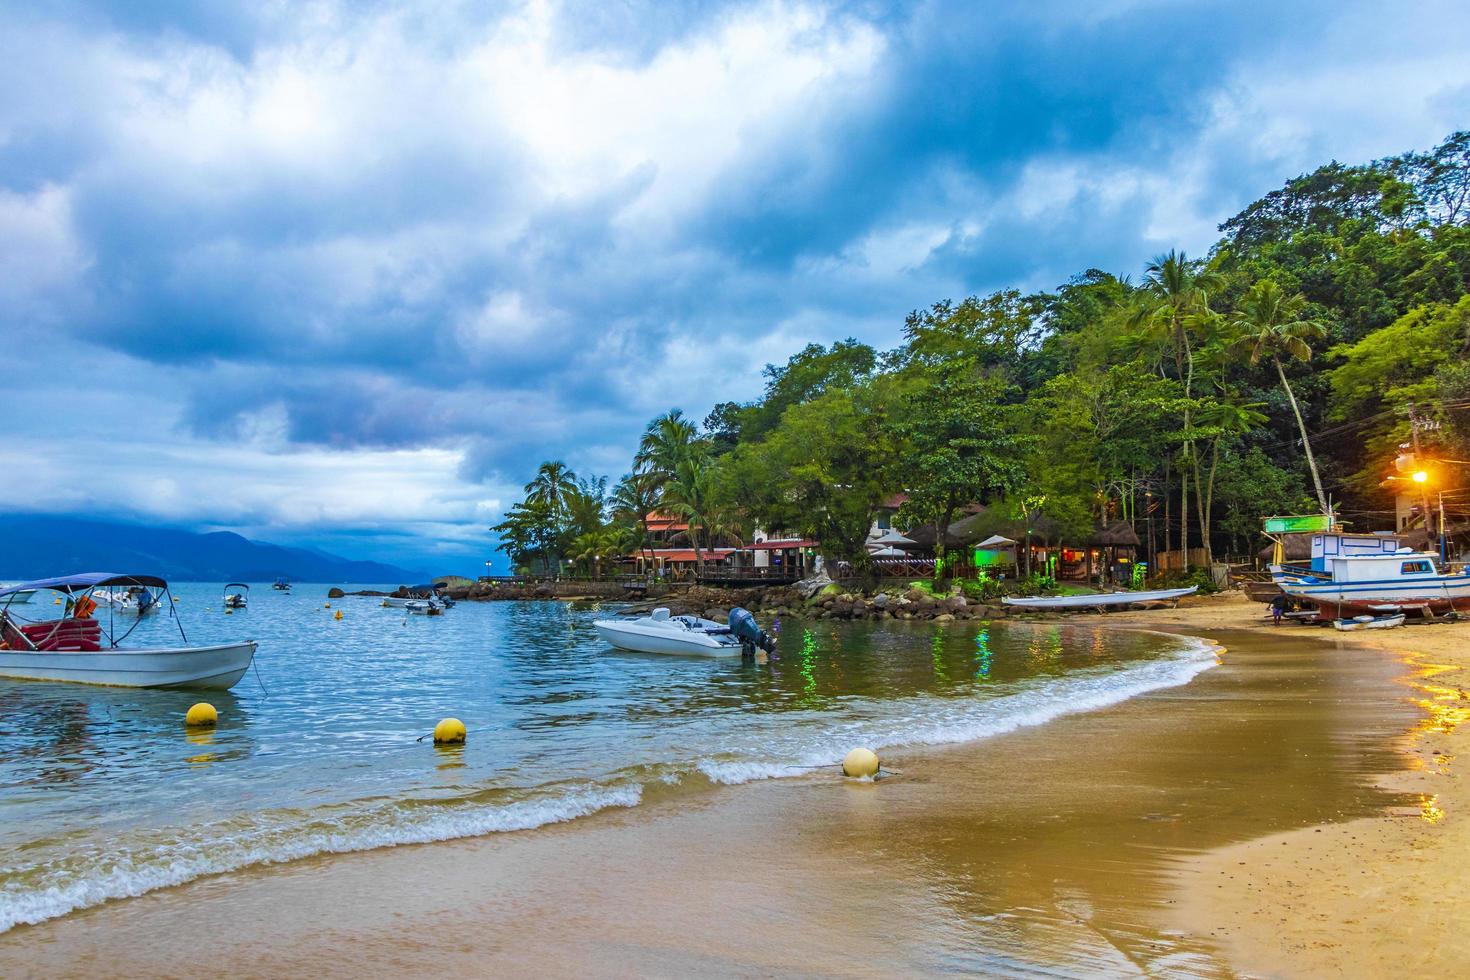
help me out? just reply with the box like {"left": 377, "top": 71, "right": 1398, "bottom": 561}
{"left": 1413, "top": 470, "right": 1430, "bottom": 484}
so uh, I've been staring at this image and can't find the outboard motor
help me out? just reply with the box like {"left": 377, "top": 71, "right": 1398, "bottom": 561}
{"left": 728, "top": 607, "right": 777, "bottom": 657}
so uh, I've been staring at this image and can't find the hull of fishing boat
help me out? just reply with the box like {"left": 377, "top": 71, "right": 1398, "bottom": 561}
{"left": 593, "top": 620, "right": 740, "bottom": 657}
{"left": 0, "top": 641, "right": 257, "bottom": 689}
{"left": 1001, "top": 586, "right": 1197, "bottom": 609}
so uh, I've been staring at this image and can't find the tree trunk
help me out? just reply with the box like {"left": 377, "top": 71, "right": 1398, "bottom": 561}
{"left": 1180, "top": 466, "right": 1190, "bottom": 569}
{"left": 1275, "top": 357, "right": 1330, "bottom": 514}
{"left": 934, "top": 501, "right": 956, "bottom": 587}
{"left": 1163, "top": 466, "right": 1172, "bottom": 553}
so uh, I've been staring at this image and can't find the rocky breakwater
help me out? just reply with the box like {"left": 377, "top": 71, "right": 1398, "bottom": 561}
{"left": 791, "top": 585, "right": 1001, "bottom": 622}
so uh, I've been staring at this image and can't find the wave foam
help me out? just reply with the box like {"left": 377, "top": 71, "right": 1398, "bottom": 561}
{"left": 0, "top": 785, "right": 641, "bottom": 934}
{"left": 699, "top": 634, "right": 1219, "bottom": 785}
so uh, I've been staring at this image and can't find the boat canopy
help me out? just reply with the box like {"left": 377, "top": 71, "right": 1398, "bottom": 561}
{"left": 224, "top": 583, "right": 250, "bottom": 591}
{"left": 0, "top": 572, "right": 169, "bottom": 598}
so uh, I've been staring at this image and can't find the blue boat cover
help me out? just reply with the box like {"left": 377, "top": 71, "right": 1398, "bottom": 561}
{"left": 0, "top": 572, "right": 169, "bottom": 598}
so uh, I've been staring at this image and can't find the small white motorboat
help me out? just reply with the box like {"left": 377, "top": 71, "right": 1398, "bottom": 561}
{"left": 273, "top": 578, "right": 292, "bottom": 592}
{"left": 0, "top": 573, "right": 256, "bottom": 689}
{"left": 1001, "top": 585, "right": 1197, "bottom": 610}
{"left": 594, "top": 607, "right": 776, "bottom": 657}
{"left": 381, "top": 596, "right": 412, "bottom": 608}
{"left": 1332, "top": 613, "right": 1406, "bottom": 631}
{"left": 223, "top": 583, "right": 249, "bottom": 609}
{"left": 92, "top": 584, "right": 162, "bottom": 615}
{"left": 404, "top": 597, "right": 444, "bottom": 615}
{"left": 0, "top": 588, "right": 35, "bottom": 604}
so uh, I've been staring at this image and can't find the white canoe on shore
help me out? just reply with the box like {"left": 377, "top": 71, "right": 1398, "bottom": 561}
{"left": 1001, "top": 585, "right": 1197, "bottom": 610}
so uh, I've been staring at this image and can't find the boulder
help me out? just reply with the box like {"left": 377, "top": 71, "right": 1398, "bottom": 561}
{"left": 327, "top": 587, "right": 345, "bottom": 599}
{"left": 871, "top": 592, "right": 890, "bottom": 610}
{"left": 934, "top": 613, "right": 955, "bottom": 623}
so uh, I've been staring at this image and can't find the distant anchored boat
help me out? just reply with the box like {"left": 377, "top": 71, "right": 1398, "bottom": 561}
{"left": 1001, "top": 586, "right": 1197, "bottom": 610}
{"left": 0, "top": 573, "right": 256, "bottom": 689}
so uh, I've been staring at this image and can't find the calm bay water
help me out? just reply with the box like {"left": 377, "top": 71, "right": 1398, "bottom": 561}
{"left": 0, "top": 584, "right": 1215, "bottom": 932}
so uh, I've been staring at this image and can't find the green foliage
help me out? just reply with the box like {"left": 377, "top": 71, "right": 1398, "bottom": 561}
{"left": 496, "top": 129, "right": 1470, "bottom": 579}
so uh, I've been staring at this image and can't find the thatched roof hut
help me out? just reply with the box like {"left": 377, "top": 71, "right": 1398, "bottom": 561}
{"left": 1086, "top": 521, "right": 1140, "bottom": 548}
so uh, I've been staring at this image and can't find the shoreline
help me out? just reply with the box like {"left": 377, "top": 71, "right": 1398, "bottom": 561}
{"left": 0, "top": 595, "right": 1451, "bottom": 976}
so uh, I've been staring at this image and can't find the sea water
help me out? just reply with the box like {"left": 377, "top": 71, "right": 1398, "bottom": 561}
{"left": 0, "top": 586, "right": 1216, "bottom": 932}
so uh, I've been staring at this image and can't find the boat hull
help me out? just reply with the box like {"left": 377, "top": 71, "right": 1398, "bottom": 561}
{"left": 1333, "top": 614, "right": 1406, "bottom": 631}
{"left": 1001, "top": 586, "right": 1197, "bottom": 609}
{"left": 594, "top": 621, "right": 741, "bottom": 657}
{"left": 0, "top": 641, "right": 257, "bottom": 689}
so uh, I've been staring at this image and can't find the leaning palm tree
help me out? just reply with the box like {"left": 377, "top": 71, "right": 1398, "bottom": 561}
{"left": 1229, "top": 280, "right": 1330, "bottom": 515}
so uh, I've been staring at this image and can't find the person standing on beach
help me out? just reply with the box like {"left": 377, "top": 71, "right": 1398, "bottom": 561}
{"left": 1271, "top": 593, "right": 1287, "bottom": 625}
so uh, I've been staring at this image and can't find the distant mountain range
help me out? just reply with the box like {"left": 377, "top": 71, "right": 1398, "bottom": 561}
{"left": 0, "top": 515, "right": 425, "bottom": 583}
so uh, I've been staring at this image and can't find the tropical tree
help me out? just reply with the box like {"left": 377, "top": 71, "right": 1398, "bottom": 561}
{"left": 524, "top": 461, "right": 578, "bottom": 520}
{"left": 1229, "top": 280, "right": 1331, "bottom": 514}
{"left": 634, "top": 409, "right": 700, "bottom": 483}
{"left": 1129, "top": 250, "right": 1220, "bottom": 563}
{"left": 610, "top": 471, "right": 663, "bottom": 566}
{"left": 661, "top": 454, "right": 742, "bottom": 578}
{"left": 891, "top": 373, "right": 1030, "bottom": 585}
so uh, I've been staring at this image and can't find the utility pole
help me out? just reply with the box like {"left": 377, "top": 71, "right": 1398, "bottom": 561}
{"left": 1409, "top": 404, "right": 1439, "bottom": 551}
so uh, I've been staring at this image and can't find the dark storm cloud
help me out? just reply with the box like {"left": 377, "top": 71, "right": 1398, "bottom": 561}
{"left": 2, "top": 0, "right": 1467, "bottom": 568}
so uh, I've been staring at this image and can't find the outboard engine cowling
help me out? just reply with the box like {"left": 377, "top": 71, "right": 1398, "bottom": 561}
{"left": 728, "top": 607, "right": 777, "bottom": 656}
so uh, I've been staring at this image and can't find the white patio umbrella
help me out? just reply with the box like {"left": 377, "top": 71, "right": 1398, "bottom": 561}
{"left": 867, "top": 528, "right": 919, "bottom": 552}
{"left": 869, "top": 546, "right": 908, "bottom": 557}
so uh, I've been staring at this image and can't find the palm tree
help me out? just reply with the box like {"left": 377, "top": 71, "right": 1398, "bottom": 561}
{"left": 1229, "top": 280, "right": 1331, "bottom": 515}
{"left": 523, "top": 461, "right": 578, "bottom": 575}
{"left": 634, "top": 410, "right": 699, "bottom": 483}
{"left": 524, "top": 460, "right": 578, "bottom": 516}
{"left": 1130, "top": 250, "right": 1221, "bottom": 565}
{"left": 662, "top": 454, "right": 741, "bottom": 579}
{"left": 611, "top": 471, "right": 662, "bottom": 570}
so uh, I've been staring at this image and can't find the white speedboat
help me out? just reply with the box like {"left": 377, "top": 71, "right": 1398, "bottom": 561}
{"left": 404, "top": 597, "right": 444, "bottom": 615}
{"left": 1275, "top": 549, "right": 1470, "bottom": 618}
{"left": 0, "top": 573, "right": 256, "bottom": 689}
{"left": 381, "top": 596, "right": 412, "bottom": 608}
{"left": 223, "top": 583, "right": 249, "bottom": 609}
{"left": 1001, "top": 586, "right": 1197, "bottom": 610}
{"left": 594, "top": 607, "right": 776, "bottom": 657}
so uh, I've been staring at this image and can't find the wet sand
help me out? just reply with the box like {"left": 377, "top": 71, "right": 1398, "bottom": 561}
{"left": 0, "top": 602, "right": 1440, "bottom": 977}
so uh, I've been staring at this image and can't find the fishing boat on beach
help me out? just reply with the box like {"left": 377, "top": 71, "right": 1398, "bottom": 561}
{"left": 1001, "top": 586, "right": 1197, "bottom": 610}
{"left": 595, "top": 607, "right": 777, "bottom": 657}
{"left": 1274, "top": 549, "right": 1470, "bottom": 618}
{"left": 0, "top": 573, "right": 256, "bottom": 689}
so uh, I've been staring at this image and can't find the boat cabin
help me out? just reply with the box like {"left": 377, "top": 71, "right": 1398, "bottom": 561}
{"left": 1324, "top": 551, "right": 1441, "bottom": 583}
{"left": 1308, "top": 532, "right": 1406, "bottom": 571}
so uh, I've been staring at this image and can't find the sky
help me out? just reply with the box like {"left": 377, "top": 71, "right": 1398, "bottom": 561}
{"left": 1, "top": 0, "right": 1468, "bottom": 575}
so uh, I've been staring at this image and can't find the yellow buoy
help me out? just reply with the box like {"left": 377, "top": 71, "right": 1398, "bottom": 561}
{"left": 841, "top": 747, "right": 879, "bottom": 778}
{"left": 224, "top": 608, "right": 233, "bottom": 615}
{"left": 334, "top": 609, "right": 343, "bottom": 620}
{"left": 433, "top": 717, "right": 467, "bottom": 744}
{"left": 54, "top": 597, "right": 62, "bottom": 605}
{"left": 185, "top": 702, "right": 218, "bottom": 727}
{"left": 324, "top": 603, "right": 331, "bottom": 608}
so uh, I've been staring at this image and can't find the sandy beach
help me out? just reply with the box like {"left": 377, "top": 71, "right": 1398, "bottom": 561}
{"left": 1, "top": 593, "right": 1462, "bottom": 978}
